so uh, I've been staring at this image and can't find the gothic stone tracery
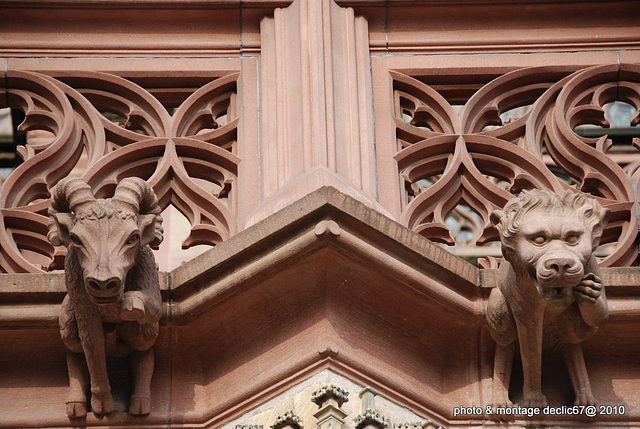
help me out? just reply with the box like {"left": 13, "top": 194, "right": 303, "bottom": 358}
{"left": 0, "top": 70, "right": 239, "bottom": 273}
{"left": 394, "top": 64, "right": 640, "bottom": 267}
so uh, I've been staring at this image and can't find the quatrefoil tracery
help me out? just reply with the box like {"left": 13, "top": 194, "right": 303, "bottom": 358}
{"left": 0, "top": 71, "right": 239, "bottom": 273}
{"left": 394, "top": 64, "right": 640, "bottom": 267}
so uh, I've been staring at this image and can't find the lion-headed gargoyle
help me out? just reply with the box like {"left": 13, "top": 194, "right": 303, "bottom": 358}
{"left": 47, "top": 177, "right": 163, "bottom": 418}
{"left": 486, "top": 189, "right": 609, "bottom": 409}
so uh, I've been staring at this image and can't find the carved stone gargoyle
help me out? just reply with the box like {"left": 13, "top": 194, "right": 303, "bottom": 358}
{"left": 486, "top": 189, "right": 609, "bottom": 408}
{"left": 47, "top": 177, "right": 163, "bottom": 418}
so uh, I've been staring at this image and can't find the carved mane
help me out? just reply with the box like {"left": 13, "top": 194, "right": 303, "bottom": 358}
{"left": 492, "top": 189, "right": 609, "bottom": 252}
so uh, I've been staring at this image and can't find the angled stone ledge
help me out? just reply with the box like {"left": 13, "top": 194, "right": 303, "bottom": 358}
{"left": 167, "top": 186, "right": 482, "bottom": 325}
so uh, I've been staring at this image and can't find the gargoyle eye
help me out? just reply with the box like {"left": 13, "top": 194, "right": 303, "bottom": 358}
{"left": 69, "top": 233, "right": 83, "bottom": 247}
{"left": 565, "top": 233, "right": 581, "bottom": 245}
{"left": 126, "top": 233, "right": 140, "bottom": 245}
{"left": 530, "top": 235, "right": 547, "bottom": 245}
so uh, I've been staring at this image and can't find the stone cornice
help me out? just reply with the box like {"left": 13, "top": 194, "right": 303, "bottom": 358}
{"left": 2, "top": 187, "right": 640, "bottom": 329}
{"left": 2, "top": 0, "right": 637, "bottom": 58}
{"left": 0, "top": 0, "right": 292, "bottom": 9}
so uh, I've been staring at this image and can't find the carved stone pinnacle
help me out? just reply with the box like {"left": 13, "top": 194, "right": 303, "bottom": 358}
{"left": 271, "top": 410, "right": 303, "bottom": 429}
{"left": 310, "top": 383, "right": 350, "bottom": 407}
{"left": 354, "top": 408, "right": 389, "bottom": 429}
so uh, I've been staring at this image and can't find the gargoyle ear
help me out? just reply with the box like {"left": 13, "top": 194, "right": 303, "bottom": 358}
{"left": 490, "top": 209, "right": 505, "bottom": 227}
{"left": 601, "top": 207, "right": 611, "bottom": 226}
{"left": 49, "top": 213, "right": 75, "bottom": 246}
{"left": 138, "top": 214, "right": 160, "bottom": 247}
{"left": 591, "top": 207, "right": 611, "bottom": 250}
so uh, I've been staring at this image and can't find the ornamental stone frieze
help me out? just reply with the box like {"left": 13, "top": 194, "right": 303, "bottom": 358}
{"left": 230, "top": 374, "right": 438, "bottom": 429}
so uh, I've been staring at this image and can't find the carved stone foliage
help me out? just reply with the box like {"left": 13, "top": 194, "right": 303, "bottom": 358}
{"left": 0, "top": 70, "right": 239, "bottom": 273}
{"left": 393, "top": 64, "right": 640, "bottom": 266}
{"left": 233, "top": 378, "right": 439, "bottom": 429}
{"left": 311, "top": 383, "right": 350, "bottom": 408}
{"left": 271, "top": 410, "right": 303, "bottom": 429}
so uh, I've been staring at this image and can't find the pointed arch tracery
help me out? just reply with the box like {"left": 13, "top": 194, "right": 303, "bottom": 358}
{"left": 394, "top": 64, "right": 640, "bottom": 267}
{"left": 0, "top": 71, "right": 240, "bottom": 273}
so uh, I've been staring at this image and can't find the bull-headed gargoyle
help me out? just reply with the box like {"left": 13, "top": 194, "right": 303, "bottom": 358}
{"left": 47, "top": 177, "right": 163, "bottom": 418}
{"left": 486, "top": 189, "right": 609, "bottom": 409}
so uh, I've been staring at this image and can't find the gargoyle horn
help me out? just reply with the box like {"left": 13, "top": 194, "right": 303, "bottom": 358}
{"left": 112, "top": 178, "right": 164, "bottom": 247}
{"left": 47, "top": 178, "right": 96, "bottom": 246}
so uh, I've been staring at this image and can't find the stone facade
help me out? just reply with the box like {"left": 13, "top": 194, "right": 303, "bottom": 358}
{"left": 1, "top": 0, "right": 640, "bottom": 427}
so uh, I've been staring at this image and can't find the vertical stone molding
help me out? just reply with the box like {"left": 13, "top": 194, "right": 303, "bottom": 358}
{"left": 254, "top": 0, "right": 383, "bottom": 224}
{"left": 311, "top": 383, "right": 349, "bottom": 429}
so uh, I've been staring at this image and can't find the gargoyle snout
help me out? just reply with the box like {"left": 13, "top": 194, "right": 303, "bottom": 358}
{"left": 537, "top": 252, "right": 584, "bottom": 288}
{"left": 85, "top": 276, "right": 122, "bottom": 296}
{"left": 544, "top": 257, "right": 578, "bottom": 274}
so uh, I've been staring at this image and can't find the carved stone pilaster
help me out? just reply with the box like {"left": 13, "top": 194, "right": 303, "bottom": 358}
{"left": 354, "top": 388, "right": 389, "bottom": 429}
{"left": 251, "top": 0, "right": 389, "bottom": 225}
{"left": 358, "top": 387, "right": 377, "bottom": 410}
{"left": 311, "top": 384, "right": 349, "bottom": 429}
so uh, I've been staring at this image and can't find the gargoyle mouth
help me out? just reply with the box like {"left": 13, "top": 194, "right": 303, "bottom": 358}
{"left": 90, "top": 295, "right": 120, "bottom": 305}
{"left": 539, "top": 285, "right": 572, "bottom": 300}
{"left": 536, "top": 266, "right": 583, "bottom": 291}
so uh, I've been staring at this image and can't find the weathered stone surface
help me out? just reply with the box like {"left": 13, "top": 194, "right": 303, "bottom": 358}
{"left": 1, "top": 0, "right": 640, "bottom": 427}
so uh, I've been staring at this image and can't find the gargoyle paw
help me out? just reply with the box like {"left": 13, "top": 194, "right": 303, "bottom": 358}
{"left": 491, "top": 394, "right": 514, "bottom": 409}
{"left": 120, "top": 293, "right": 146, "bottom": 321}
{"left": 66, "top": 401, "right": 87, "bottom": 419}
{"left": 91, "top": 391, "right": 115, "bottom": 415}
{"left": 573, "top": 273, "right": 602, "bottom": 303}
{"left": 574, "top": 389, "right": 596, "bottom": 406}
{"left": 129, "top": 396, "right": 151, "bottom": 415}
{"left": 522, "top": 392, "right": 547, "bottom": 408}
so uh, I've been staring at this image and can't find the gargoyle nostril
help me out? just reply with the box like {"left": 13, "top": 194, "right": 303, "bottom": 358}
{"left": 86, "top": 277, "right": 120, "bottom": 292}
{"left": 545, "top": 258, "right": 575, "bottom": 272}
{"left": 105, "top": 280, "right": 119, "bottom": 290}
{"left": 88, "top": 280, "right": 101, "bottom": 291}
